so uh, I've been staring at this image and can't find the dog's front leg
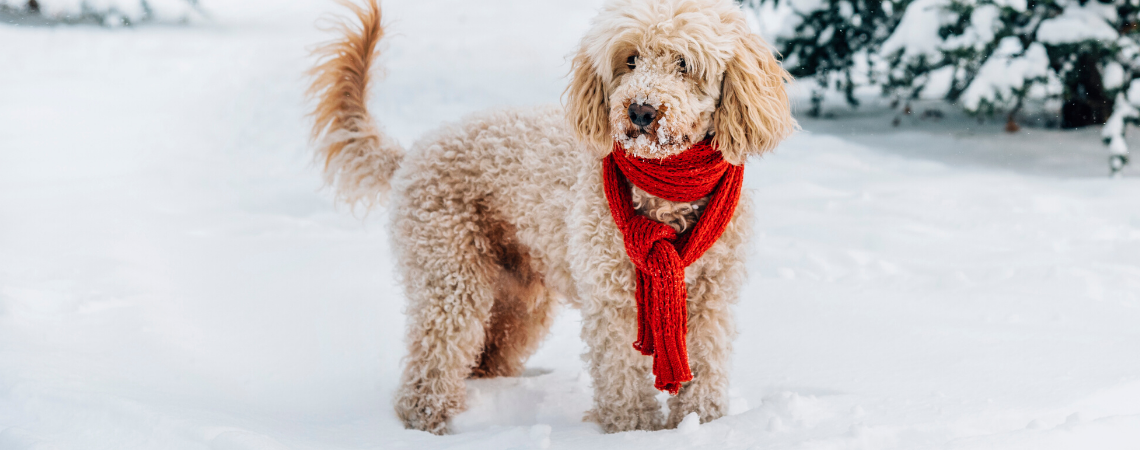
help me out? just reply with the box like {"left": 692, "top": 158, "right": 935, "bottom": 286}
{"left": 580, "top": 286, "right": 665, "bottom": 433}
{"left": 664, "top": 266, "right": 739, "bottom": 428}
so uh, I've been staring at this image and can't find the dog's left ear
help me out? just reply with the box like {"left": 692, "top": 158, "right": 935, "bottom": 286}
{"left": 565, "top": 50, "right": 611, "bottom": 152}
{"left": 713, "top": 34, "right": 797, "bottom": 165}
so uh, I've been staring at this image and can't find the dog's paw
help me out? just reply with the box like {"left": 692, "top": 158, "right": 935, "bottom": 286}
{"left": 665, "top": 396, "right": 726, "bottom": 429}
{"left": 586, "top": 403, "right": 665, "bottom": 433}
{"left": 394, "top": 387, "right": 461, "bottom": 435}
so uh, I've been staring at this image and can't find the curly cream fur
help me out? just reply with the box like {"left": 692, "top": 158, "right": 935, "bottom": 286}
{"left": 631, "top": 186, "right": 707, "bottom": 233}
{"left": 309, "top": 0, "right": 793, "bottom": 435}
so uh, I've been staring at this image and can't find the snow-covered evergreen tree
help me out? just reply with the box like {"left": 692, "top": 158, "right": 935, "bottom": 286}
{"left": 745, "top": 0, "right": 1140, "bottom": 174}
{"left": 884, "top": 0, "right": 1140, "bottom": 173}
{"left": 750, "top": 0, "right": 913, "bottom": 116}
{"left": 884, "top": 0, "right": 1134, "bottom": 123}
{"left": 0, "top": 0, "right": 203, "bottom": 25}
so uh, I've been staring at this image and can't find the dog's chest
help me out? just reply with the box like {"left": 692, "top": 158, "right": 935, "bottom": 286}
{"left": 630, "top": 186, "right": 708, "bottom": 233}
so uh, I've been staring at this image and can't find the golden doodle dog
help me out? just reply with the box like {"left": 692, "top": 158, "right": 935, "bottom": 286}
{"left": 308, "top": 0, "right": 795, "bottom": 434}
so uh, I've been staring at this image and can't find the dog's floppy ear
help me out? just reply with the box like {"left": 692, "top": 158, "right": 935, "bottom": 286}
{"left": 566, "top": 50, "right": 611, "bottom": 151}
{"left": 713, "top": 34, "right": 796, "bottom": 164}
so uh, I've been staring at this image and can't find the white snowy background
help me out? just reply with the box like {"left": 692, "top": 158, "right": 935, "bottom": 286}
{"left": 2, "top": 0, "right": 1140, "bottom": 449}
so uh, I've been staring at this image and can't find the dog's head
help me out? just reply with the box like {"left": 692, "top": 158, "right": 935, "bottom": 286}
{"left": 566, "top": 0, "right": 795, "bottom": 164}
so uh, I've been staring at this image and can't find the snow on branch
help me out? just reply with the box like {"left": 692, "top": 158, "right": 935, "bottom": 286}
{"left": 959, "top": 38, "right": 1051, "bottom": 116}
{"left": 1036, "top": 1, "right": 1118, "bottom": 45}
{"left": 1102, "top": 91, "right": 1138, "bottom": 175}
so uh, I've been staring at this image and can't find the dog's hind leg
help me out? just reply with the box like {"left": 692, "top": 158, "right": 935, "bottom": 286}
{"left": 470, "top": 221, "right": 559, "bottom": 378}
{"left": 469, "top": 281, "right": 558, "bottom": 378}
{"left": 392, "top": 195, "right": 502, "bottom": 435}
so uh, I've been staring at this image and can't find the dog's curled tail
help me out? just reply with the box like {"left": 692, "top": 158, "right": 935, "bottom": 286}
{"left": 308, "top": 0, "right": 404, "bottom": 208}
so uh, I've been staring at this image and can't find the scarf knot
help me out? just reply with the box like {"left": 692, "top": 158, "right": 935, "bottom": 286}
{"left": 603, "top": 138, "right": 744, "bottom": 394}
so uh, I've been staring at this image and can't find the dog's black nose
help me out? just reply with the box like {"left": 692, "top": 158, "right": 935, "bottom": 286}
{"left": 628, "top": 103, "right": 657, "bottom": 128}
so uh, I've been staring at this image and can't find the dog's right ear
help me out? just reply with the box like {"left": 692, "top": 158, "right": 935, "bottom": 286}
{"left": 566, "top": 50, "right": 611, "bottom": 151}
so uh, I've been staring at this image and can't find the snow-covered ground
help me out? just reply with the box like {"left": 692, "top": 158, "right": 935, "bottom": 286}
{"left": 2, "top": 1, "right": 1140, "bottom": 449}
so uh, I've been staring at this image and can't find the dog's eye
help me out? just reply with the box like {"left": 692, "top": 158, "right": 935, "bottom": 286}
{"left": 626, "top": 55, "right": 637, "bottom": 70}
{"left": 678, "top": 57, "right": 687, "bottom": 73}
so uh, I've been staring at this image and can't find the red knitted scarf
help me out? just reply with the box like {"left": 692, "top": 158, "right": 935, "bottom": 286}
{"left": 602, "top": 138, "right": 744, "bottom": 394}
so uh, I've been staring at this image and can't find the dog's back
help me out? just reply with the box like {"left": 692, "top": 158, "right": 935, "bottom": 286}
{"left": 391, "top": 105, "right": 586, "bottom": 303}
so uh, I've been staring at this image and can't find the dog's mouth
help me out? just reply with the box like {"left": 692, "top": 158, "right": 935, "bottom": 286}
{"left": 626, "top": 119, "right": 662, "bottom": 142}
{"left": 617, "top": 103, "right": 696, "bottom": 158}
{"left": 623, "top": 127, "right": 688, "bottom": 149}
